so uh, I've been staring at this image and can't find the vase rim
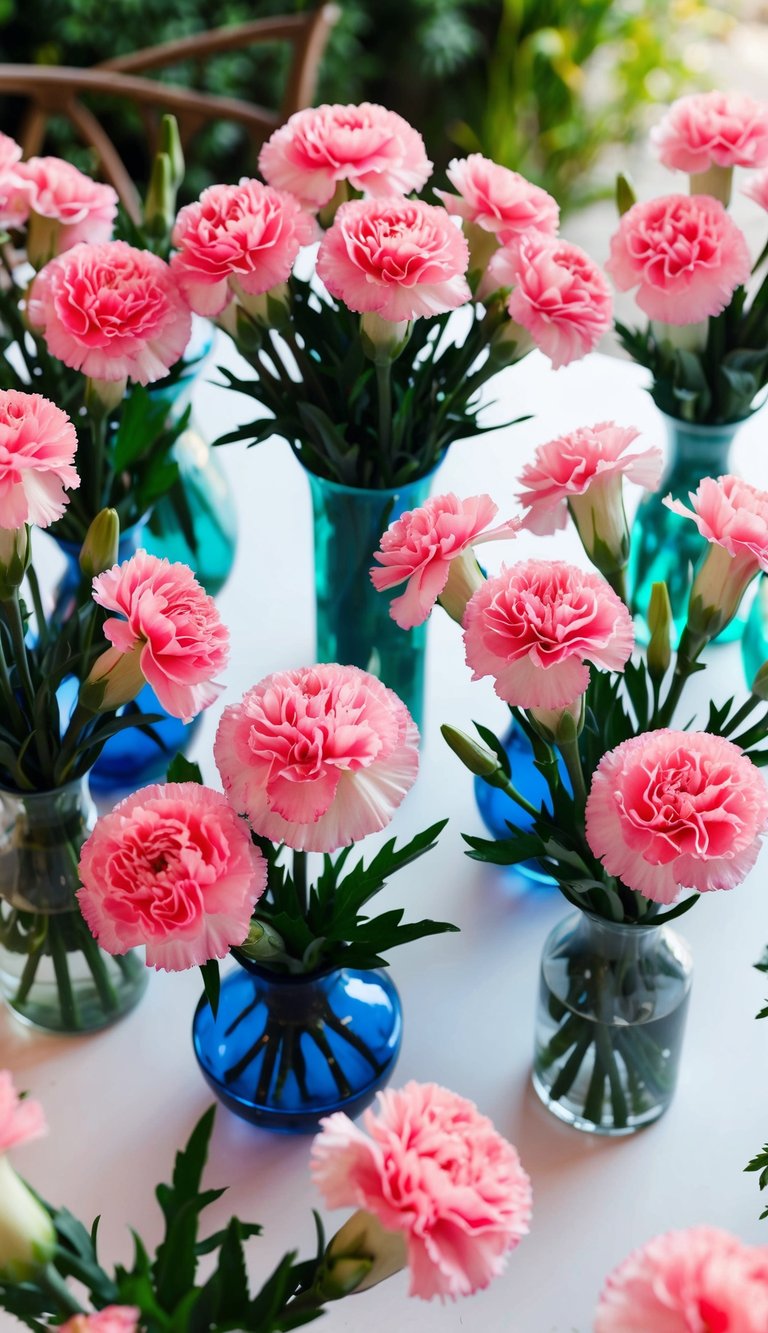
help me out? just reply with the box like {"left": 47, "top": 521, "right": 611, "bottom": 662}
{"left": 575, "top": 907, "right": 671, "bottom": 934}
{"left": 231, "top": 949, "right": 380, "bottom": 984}
{"left": 303, "top": 462, "right": 440, "bottom": 498}
{"left": 659, "top": 402, "right": 763, "bottom": 432}
{"left": 0, "top": 775, "right": 90, "bottom": 800}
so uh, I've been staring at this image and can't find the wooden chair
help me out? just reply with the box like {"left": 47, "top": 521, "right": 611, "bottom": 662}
{"left": 0, "top": 5, "right": 339, "bottom": 221}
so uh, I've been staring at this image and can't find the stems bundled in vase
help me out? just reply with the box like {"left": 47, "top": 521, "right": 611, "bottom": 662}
{"left": 371, "top": 415, "right": 768, "bottom": 1134}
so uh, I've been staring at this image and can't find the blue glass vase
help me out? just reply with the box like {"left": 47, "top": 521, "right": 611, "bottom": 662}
{"left": 474, "top": 718, "right": 569, "bottom": 886}
{"left": 193, "top": 958, "right": 402, "bottom": 1132}
{"left": 307, "top": 470, "right": 432, "bottom": 729}
{"left": 629, "top": 413, "right": 743, "bottom": 644}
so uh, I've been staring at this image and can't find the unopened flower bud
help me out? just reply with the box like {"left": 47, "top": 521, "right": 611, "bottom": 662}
{"left": 646, "top": 581, "right": 672, "bottom": 681}
{"left": 0, "top": 1156, "right": 55, "bottom": 1281}
{"left": 160, "top": 114, "right": 185, "bottom": 192}
{"left": 79, "top": 509, "right": 119, "bottom": 579}
{"left": 144, "top": 151, "right": 175, "bottom": 239}
{"left": 360, "top": 311, "right": 411, "bottom": 364}
{"left": 441, "top": 724, "right": 506, "bottom": 781}
{"left": 616, "top": 172, "right": 637, "bottom": 217}
{"left": 85, "top": 376, "right": 127, "bottom": 417}
{"left": 0, "top": 525, "right": 30, "bottom": 599}
{"left": 79, "top": 646, "right": 145, "bottom": 714}
{"left": 317, "top": 1210, "right": 407, "bottom": 1299}
{"left": 237, "top": 919, "right": 286, "bottom": 963}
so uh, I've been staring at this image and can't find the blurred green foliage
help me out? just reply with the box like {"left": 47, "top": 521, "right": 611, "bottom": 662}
{"left": 0, "top": 0, "right": 724, "bottom": 210}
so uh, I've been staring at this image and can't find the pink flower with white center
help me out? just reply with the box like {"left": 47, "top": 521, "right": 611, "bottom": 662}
{"left": 88, "top": 551, "right": 229, "bottom": 722}
{"left": 652, "top": 91, "right": 768, "bottom": 175}
{"left": 516, "top": 421, "right": 662, "bottom": 573}
{"left": 312, "top": 1081, "right": 532, "bottom": 1301}
{"left": 170, "top": 179, "right": 316, "bottom": 317}
{"left": 259, "top": 102, "right": 432, "bottom": 209}
{"left": 0, "top": 133, "right": 27, "bottom": 229}
{"left": 214, "top": 664, "right": 419, "bottom": 853}
{"left": 316, "top": 197, "right": 470, "bottom": 323}
{"left": 27, "top": 240, "right": 192, "bottom": 384}
{"left": 463, "top": 560, "right": 634, "bottom": 710}
{"left": 14, "top": 157, "right": 117, "bottom": 261}
{"left": 60, "top": 1309, "right": 140, "bottom": 1333}
{"left": 371, "top": 492, "right": 519, "bottom": 629}
{"left": 586, "top": 730, "right": 768, "bottom": 904}
{"left": 606, "top": 195, "right": 751, "bottom": 325}
{"left": 665, "top": 474, "right": 768, "bottom": 637}
{"left": 487, "top": 233, "right": 613, "bottom": 369}
{"left": 78, "top": 782, "right": 265, "bottom": 971}
{"left": 0, "top": 1072, "right": 46, "bottom": 1154}
{"left": 0, "top": 389, "right": 79, "bottom": 529}
{"left": 596, "top": 1226, "right": 768, "bottom": 1333}
{"left": 743, "top": 168, "right": 768, "bottom": 211}
{"left": 434, "top": 154, "right": 559, "bottom": 243}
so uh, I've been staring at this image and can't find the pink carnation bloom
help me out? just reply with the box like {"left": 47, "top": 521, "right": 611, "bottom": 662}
{"left": 0, "top": 1071, "right": 46, "bottom": 1154}
{"left": 171, "top": 179, "right": 317, "bottom": 317}
{"left": 743, "top": 168, "right": 768, "bottom": 211}
{"left": 652, "top": 91, "right": 768, "bottom": 174}
{"left": 487, "top": 233, "right": 613, "bottom": 369}
{"left": 596, "top": 1226, "right": 768, "bottom": 1333}
{"left": 463, "top": 560, "right": 634, "bottom": 710}
{"left": 15, "top": 156, "right": 118, "bottom": 253}
{"left": 586, "top": 729, "right": 768, "bottom": 904}
{"left": 90, "top": 551, "right": 229, "bottom": 722}
{"left": 0, "top": 389, "right": 79, "bottom": 529}
{"left": 60, "top": 1308, "right": 140, "bottom": 1333}
{"left": 259, "top": 102, "right": 432, "bottom": 209}
{"left": 27, "top": 240, "right": 192, "bottom": 384}
{"left": 371, "top": 492, "right": 519, "bottom": 629}
{"left": 434, "top": 154, "right": 559, "bottom": 243}
{"left": 312, "top": 1081, "right": 532, "bottom": 1301}
{"left": 316, "top": 197, "right": 470, "bottom": 322}
{"left": 606, "top": 194, "right": 751, "bottom": 325}
{"left": 78, "top": 782, "right": 265, "bottom": 971}
{"left": 214, "top": 664, "right": 419, "bottom": 853}
{"left": 0, "top": 133, "right": 27, "bottom": 229}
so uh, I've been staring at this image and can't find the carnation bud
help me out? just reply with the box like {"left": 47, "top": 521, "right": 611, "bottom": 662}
{"left": 615, "top": 172, "right": 637, "bottom": 216}
{"left": 79, "top": 646, "right": 145, "bottom": 714}
{"left": 237, "top": 919, "right": 287, "bottom": 963}
{"left": 530, "top": 697, "right": 585, "bottom": 744}
{"left": 0, "top": 1156, "right": 56, "bottom": 1281}
{"left": 441, "top": 724, "right": 506, "bottom": 781}
{"left": 437, "top": 549, "right": 485, "bottom": 624}
{"left": 360, "top": 311, "right": 411, "bottom": 365}
{"left": 685, "top": 542, "right": 757, "bottom": 642}
{"left": 646, "top": 581, "right": 672, "bottom": 681}
{"left": 85, "top": 376, "right": 127, "bottom": 417}
{"left": 234, "top": 280, "right": 292, "bottom": 332}
{"left": 144, "top": 151, "right": 175, "bottom": 239}
{"left": 0, "top": 525, "right": 30, "bottom": 599}
{"left": 160, "top": 114, "right": 185, "bottom": 192}
{"left": 25, "top": 212, "right": 60, "bottom": 269}
{"left": 317, "top": 1210, "right": 407, "bottom": 1299}
{"left": 79, "top": 509, "right": 119, "bottom": 579}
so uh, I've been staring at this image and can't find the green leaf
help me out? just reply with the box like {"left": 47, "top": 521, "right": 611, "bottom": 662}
{"left": 166, "top": 754, "right": 204, "bottom": 784}
{"left": 200, "top": 960, "right": 220, "bottom": 1019}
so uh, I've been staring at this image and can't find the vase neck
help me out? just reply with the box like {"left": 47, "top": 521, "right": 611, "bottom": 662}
{"left": 577, "top": 911, "right": 662, "bottom": 960}
{"left": 664, "top": 417, "right": 739, "bottom": 482}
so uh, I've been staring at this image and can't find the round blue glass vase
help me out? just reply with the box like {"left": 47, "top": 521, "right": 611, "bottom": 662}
{"left": 192, "top": 957, "right": 403, "bottom": 1133}
{"left": 474, "top": 718, "right": 570, "bottom": 887}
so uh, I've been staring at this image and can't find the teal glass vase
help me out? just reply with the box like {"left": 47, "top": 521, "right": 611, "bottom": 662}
{"left": 628, "top": 413, "right": 744, "bottom": 644}
{"left": 307, "top": 470, "right": 433, "bottom": 728}
{"left": 742, "top": 575, "right": 768, "bottom": 690}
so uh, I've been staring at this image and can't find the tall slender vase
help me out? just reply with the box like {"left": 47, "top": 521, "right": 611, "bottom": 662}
{"left": 0, "top": 779, "right": 147, "bottom": 1032}
{"left": 628, "top": 413, "right": 744, "bottom": 642}
{"left": 307, "top": 470, "right": 433, "bottom": 728}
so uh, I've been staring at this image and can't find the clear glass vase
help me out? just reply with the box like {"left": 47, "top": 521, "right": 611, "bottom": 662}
{"left": 192, "top": 957, "right": 402, "bottom": 1133}
{"left": 474, "top": 717, "right": 569, "bottom": 887}
{"left": 628, "top": 413, "right": 744, "bottom": 643}
{"left": 533, "top": 911, "right": 692, "bottom": 1136}
{"left": 0, "top": 779, "right": 147, "bottom": 1033}
{"left": 307, "top": 470, "right": 433, "bottom": 729}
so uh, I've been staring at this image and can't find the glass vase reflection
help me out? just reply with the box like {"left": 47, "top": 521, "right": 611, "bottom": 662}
{"left": 192, "top": 957, "right": 403, "bottom": 1133}
{"left": 307, "top": 470, "right": 433, "bottom": 730}
{"left": 474, "top": 718, "right": 569, "bottom": 886}
{"left": 742, "top": 575, "right": 768, "bottom": 691}
{"left": 0, "top": 779, "right": 147, "bottom": 1033}
{"left": 533, "top": 911, "right": 692, "bottom": 1135}
{"left": 629, "top": 413, "right": 743, "bottom": 643}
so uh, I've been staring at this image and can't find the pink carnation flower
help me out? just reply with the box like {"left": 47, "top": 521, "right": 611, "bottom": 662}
{"left": 652, "top": 91, "right": 768, "bottom": 175}
{"left": 78, "top": 782, "right": 265, "bottom": 971}
{"left": 463, "top": 560, "right": 634, "bottom": 710}
{"left": 90, "top": 551, "right": 229, "bottom": 722}
{"left": 0, "top": 389, "right": 79, "bottom": 529}
{"left": 312, "top": 1081, "right": 532, "bottom": 1301}
{"left": 0, "top": 133, "right": 27, "bottom": 229}
{"left": 606, "top": 194, "right": 751, "bottom": 325}
{"left": 487, "top": 233, "right": 613, "bottom": 369}
{"left": 60, "top": 1308, "right": 140, "bottom": 1333}
{"left": 15, "top": 156, "right": 118, "bottom": 254}
{"left": 743, "top": 169, "right": 768, "bottom": 211}
{"left": 27, "top": 240, "right": 192, "bottom": 384}
{"left": 0, "top": 1070, "right": 46, "bottom": 1154}
{"left": 434, "top": 154, "right": 559, "bottom": 243}
{"left": 596, "top": 1226, "right": 768, "bottom": 1333}
{"left": 171, "top": 179, "right": 316, "bottom": 317}
{"left": 371, "top": 492, "right": 519, "bottom": 629}
{"left": 316, "top": 197, "right": 470, "bottom": 322}
{"left": 214, "top": 664, "right": 419, "bottom": 853}
{"left": 586, "top": 729, "right": 768, "bottom": 904}
{"left": 259, "top": 102, "right": 432, "bottom": 209}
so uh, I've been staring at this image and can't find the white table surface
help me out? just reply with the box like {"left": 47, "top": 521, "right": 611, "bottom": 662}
{"left": 3, "top": 342, "right": 768, "bottom": 1333}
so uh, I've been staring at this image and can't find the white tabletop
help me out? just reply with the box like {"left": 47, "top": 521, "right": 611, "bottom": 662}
{"left": 3, "top": 343, "right": 768, "bottom": 1333}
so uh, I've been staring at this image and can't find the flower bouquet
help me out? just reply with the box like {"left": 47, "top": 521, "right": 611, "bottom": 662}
{"left": 77, "top": 662, "right": 456, "bottom": 1130}
{"left": 169, "top": 102, "right": 613, "bottom": 720}
{"left": 0, "top": 1069, "right": 532, "bottom": 1328}
{"left": 371, "top": 416, "right": 768, "bottom": 1135}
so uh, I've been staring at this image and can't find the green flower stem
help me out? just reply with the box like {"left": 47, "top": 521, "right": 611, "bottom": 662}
{"left": 0, "top": 629, "right": 25, "bottom": 738}
{"left": 14, "top": 946, "right": 42, "bottom": 1006}
{"left": 652, "top": 626, "right": 707, "bottom": 729}
{"left": 375, "top": 358, "right": 392, "bottom": 482}
{"left": 1, "top": 592, "right": 35, "bottom": 709}
{"left": 605, "top": 566, "right": 628, "bottom": 605}
{"left": 25, "top": 565, "right": 48, "bottom": 651}
{"left": 307, "top": 1023, "right": 351, "bottom": 1098}
{"left": 491, "top": 771, "right": 541, "bottom": 821}
{"left": 293, "top": 849, "right": 308, "bottom": 919}
{"left": 47, "top": 919, "right": 78, "bottom": 1030}
{"left": 77, "top": 918, "right": 119, "bottom": 1014}
{"left": 556, "top": 737, "right": 587, "bottom": 811}
{"left": 40, "top": 1263, "right": 84, "bottom": 1317}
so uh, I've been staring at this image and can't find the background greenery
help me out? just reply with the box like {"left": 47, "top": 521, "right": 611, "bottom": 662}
{"left": 0, "top": 0, "right": 725, "bottom": 211}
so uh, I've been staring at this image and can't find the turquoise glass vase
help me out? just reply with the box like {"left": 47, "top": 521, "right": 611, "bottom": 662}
{"left": 742, "top": 575, "right": 768, "bottom": 690}
{"left": 628, "top": 413, "right": 743, "bottom": 643}
{"left": 307, "top": 470, "right": 433, "bottom": 728}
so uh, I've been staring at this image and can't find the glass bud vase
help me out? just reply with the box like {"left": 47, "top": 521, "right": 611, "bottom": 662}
{"left": 0, "top": 779, "right": 147, "bottom": 1033}
{"left": 192, "top": 958, "right": 402, "bottom": 1133}
{"left": 474, "top": 717, "right": 570, "bottom": 887}
{"left": 307, "top": 470, "right": 432, "bottom": 730}
{"left": 628, "top": 413, "right": 743, "bottom": 643}
{"left": 533, "top": 911, "right": 692, "bottom": 1135}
